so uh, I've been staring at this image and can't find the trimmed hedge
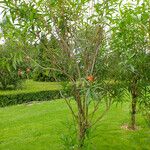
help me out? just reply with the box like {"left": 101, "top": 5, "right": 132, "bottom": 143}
{"left": 0, "top": 90, "right": 62, "bottom": 107}
{"left": 0, "top": 80, "right": 73, "bottom": 107}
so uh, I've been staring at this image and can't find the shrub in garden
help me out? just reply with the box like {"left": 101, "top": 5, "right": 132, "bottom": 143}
{"left": 0, "top": 42, "right": 24, "bottom": 90}
{"left": 1, "top": 0, "right": 120, "bottom": 148}
{"left": 110, "top": 2, "right": 150, "bottom": 130}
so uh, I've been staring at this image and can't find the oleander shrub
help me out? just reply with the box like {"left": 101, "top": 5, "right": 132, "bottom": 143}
{"left": 0, "top": 43, "right": 25, "bottom": 90}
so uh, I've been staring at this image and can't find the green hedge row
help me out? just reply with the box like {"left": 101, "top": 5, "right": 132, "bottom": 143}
{"left": 0, "top": 90, "right": 62, "bottom": 107}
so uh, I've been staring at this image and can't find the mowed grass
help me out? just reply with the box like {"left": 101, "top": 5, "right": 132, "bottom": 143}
{"left": 0, "top": 80, "right": 62, "bottom": 95}
{"left": 0, "top": 100, "right": 150, "bottom": 150}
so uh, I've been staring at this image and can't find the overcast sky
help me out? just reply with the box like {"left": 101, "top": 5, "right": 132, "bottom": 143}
{"left": 0, "top": 6, "right": 2, "bottom": 19}
{"left": 0, "top": 6, "right": 4, "bottom": 44}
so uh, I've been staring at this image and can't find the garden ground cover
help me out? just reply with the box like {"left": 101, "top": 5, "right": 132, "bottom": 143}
{"left": 0, "top": 80, "right": 62, "bottom": 95}
{"left": 0, "top": 100, "right": 149, "bottom": 150}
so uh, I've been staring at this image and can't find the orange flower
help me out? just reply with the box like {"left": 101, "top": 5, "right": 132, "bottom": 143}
{"left": 18, "top": 69, "right": 22, "bottom": 76}
{"left": 26, "top": 56, "right": 30, "bottom": 59}
{"left": 26, "top": 68, "right": 30, "bottom": 73}
{"left": 86, "top": 75, "right": 94, "bottom": 82}
{"left": 25, "top": 56, "right": 30, "bottom": 62}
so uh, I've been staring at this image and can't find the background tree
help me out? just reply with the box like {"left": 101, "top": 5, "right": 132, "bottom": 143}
{"left": 32, "top": 34, "right": 67, "bottom": 82}
{"left": 110, "top": 1, "right": 150, "bottom": 130}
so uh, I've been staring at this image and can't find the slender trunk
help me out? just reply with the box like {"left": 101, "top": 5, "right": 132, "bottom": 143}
{"left": 78, "top": 115, "right": 89, "bottom": 149}
{"left": 77, "top": 96, "right": 87, "bottom": 149}
{"left": 74, "top": 86, "right": 88, "bottom": 149}
{"left": 131, "top": 94, "right": 137, "bottom": 130}
{"left": 130, "top": 78, "right": 138, "bottom": 130}
{"left": 78, "top": 116, "right": 87, "bottom": 149}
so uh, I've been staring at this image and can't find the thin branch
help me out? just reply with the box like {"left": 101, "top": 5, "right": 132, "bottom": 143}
{"left": 59, "top": 91, "right": 78, "bottom": 121}
{"left": 90, "top": 106, "right": 110, "bottom": 128}
{"left": 89, "top": 99, "right": 103, "bottom": 122}
{"left": 90, "top": 27, "right": 103, "bottom": 74}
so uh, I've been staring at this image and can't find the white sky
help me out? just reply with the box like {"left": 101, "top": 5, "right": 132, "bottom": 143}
{"left": 0, "top": 7, "right": 3, "bottom": 20}
{"left": 0, "top": 7, "right": 4, "bottom": 44}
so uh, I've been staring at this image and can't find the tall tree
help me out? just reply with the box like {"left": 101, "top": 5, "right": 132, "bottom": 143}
{"left": 110, "top": 1, "right": 150, "bottom": 130}
{"left": 1, "top": 0, "right": 118, "bottom": 148}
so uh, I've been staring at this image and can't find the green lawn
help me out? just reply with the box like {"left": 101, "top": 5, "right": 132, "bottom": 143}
{"left": 0, "top": 100, "right": 149, "bottom": 150}
{"left": 0, "top": 80, "right": 62, "bottom": 95}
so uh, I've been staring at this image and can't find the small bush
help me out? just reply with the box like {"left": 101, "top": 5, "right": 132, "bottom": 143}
{"left": 32, "top": 67, "right": 55, "bottom": 82}
{"left": 0, "top": 71, "right": 23, "bottom": 90}
{"left": 0, "top": 42, "right": 24, "bottom": 90}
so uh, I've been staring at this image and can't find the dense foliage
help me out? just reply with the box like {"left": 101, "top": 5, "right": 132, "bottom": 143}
{"left": 0, "top": 41, "right": 24, "bottom": 90}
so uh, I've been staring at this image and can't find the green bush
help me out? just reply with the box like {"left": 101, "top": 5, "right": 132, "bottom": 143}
{"left": 0, "top": 71, "right": 23, "bottom": 90}
{"left": 0, "top": 90, "right": 62, "bottom": 107}
{"left": 0, "top": 42, "right": 24, "bottom": 90}
{"left": 32, "top": 67, "right": 55, "bottom": 82}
